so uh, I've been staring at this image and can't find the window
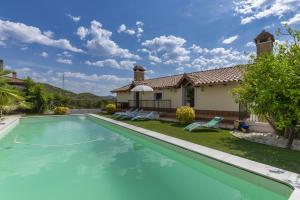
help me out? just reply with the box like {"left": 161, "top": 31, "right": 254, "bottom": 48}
{"left": 184, "top": 86, "right": 195, "bottom": 107}
{"left": 154, "top": 93, "right": 162, "bottom": 100}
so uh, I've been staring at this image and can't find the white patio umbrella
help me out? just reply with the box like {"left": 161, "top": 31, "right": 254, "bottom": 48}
{"left": 130, "top": 85, "right": 153, "bottom": 108}
{"left": 130, "top": 85, "right": 154, "bottom": 92}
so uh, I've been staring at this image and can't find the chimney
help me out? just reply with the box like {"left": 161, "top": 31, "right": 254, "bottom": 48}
{"left": 0, "top": 59, "right": 4, "bottom": 71}
{"left": 255, "top": 30, "right": 275, "bottom": 57}
{"left": 12, "top": 72, "right": 17, "bottom": 79}
{"left": 133, "top": 65, "right": 145, "bottom": 81}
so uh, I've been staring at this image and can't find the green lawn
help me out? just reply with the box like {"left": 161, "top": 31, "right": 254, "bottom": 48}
{"left": 98, "top": 113, "right": 300, "bottom": 174}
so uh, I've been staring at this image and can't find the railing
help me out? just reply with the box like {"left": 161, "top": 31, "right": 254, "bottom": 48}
{"left": 116, "top": 102, "right": 130, "bottom": 110}
{"left": 128, "top": 100, "right": 172, "bottom": 111}
{"left": 248, "top": 113, "right": 267, "bottom": 122}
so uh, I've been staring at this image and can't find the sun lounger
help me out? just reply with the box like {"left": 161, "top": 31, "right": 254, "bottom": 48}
{"left": 113, "top": 108, "right": 135, "bottom": 117}
{"left": 118, "top": 109, "right": 143, "bottom": 120}
{"left": 131, "top": 111, "right": 157, "bottom": 121}
{"left": 184, "top": 116, "right": 224, "bottom": 132}
{"left": 114, "top": 108, "right": 139, "bottom": 119}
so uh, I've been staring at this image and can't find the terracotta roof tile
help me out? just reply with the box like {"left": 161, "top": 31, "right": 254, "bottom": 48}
{"left": 189, "top": 66, "right": 244, "bottom": 85}
{"left": 111, "top": 65, "right": 245, "bottom": 93}
{"left": 5, "top": 77, "right": 25, "bottom": 85}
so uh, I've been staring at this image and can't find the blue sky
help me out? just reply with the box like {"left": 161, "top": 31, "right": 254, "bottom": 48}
{"left": 0, "top": 0, "right": 299, "bottom": 96}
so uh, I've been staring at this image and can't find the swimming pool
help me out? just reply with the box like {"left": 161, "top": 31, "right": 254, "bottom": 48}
{"left": 0, "top": 115, "right": 294, "bottom": 200}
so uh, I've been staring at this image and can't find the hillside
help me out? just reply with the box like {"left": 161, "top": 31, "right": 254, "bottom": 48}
{"left": 41, "top": 83, "right": 115, "bottom": 101}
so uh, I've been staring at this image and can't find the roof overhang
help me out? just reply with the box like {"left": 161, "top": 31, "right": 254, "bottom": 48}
{"left": 175, "top": 73, "right": 196, "bottom": 88}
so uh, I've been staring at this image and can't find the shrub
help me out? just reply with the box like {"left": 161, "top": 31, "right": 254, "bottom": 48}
{"left": 54, "top": 107, "right": 69, "bottom": 115}
{"left": 176, "top": 106, "right": 195, "bottom": 124}
{"left": 105, "top": 103, "right": 116, "bottom": 114}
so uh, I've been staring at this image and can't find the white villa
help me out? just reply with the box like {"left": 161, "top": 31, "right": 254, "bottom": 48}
{"left": 111, "top": 31, "right": 275, "bottom": 123}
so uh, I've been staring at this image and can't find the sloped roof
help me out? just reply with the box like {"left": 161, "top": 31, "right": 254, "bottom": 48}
{"left": 5, "top": 76, "right": 25, "bottom": 85}
{"left": 111, "top": 65, "right": 245, "bottom": 93}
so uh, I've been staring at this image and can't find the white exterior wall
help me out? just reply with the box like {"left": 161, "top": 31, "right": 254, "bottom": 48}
{"left": 161, "top": 88, "right": 182, "bottom": 108}
{"left": 116, "top": 88, "right": 182, "bottom": 109}
{"left": 140, "top": 88, "right": 182, "bottom": 109}
{"left": 116, "top": 92, "right": 132, "bottom": 102}
{"left": 194, "top": 83, "right": 239, "bottom": 111}
{"left": 116, "top": 82, "right": 239, "bottom": 111}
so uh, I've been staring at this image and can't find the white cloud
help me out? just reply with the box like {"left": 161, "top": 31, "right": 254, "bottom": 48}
{"left": 15, "top": 67, "right": 31, "bottom": 73}
{"left": 0, "top": 40, "right": 5, "bottom": 46}
{"left": 40, "top": 52, "right": 48, "bottom": 58}
{"left": 245, "top": 41, "right": 255, "bottom": 47}
{"left": 85, "top": 59, "right": 120, "bottom": 68}
{"left": 148, "top": 54, "right": 162, "bottom": 63}
{"left": 145, "top": 69, "right": 154, "bottom": 74}
{"left": 56, "top": 58, "right": 72, "bottom": 65}
{"left": 125, "top": 29, "right": 136, "bottom": 35}
{"left": 142, "top": 35, "right": 190, "bottom": 65}
{"left": 0, "top": 19, "right": 83, "bottom": 52}
{"left": 275, "top": 39, "right": 287, "bottom": 46}
{"left": 234, "top": 0, "right": 300, "bottom": 24}
{"left": 117, "top": 24, "right": 136, "bottom": 35}
{"left": 76, "top": 26, "right": 89, "bottom": 40}
{"left": 119, "top": 60, "right": 136, "bottom": 69}
{"left": 136, "top": 21, "right": 144, "bottom": 41}
{"left": 67, "top": 14, "right": 81, "bottom": 22}
{"left": 188, "top": 46, "right": 251, "bottom": 70}
{"left": 136, "top": 21, "right": 144, "bottom": 27}
{"left": 117, "top": 21, "right": 144, "bottom": 41}
{"left": 61, "top": 71, "right": 132, "bottom": 82}
{"left": 281, "top": 13, "right": 300, "bottom": 25}
{"left": 222, "top": 35, "right": 239, "bottom": 44}
{"left": 43, "top": 30, "right": 54, "bottom": 38}
{"left": 20, "top": 46, "right": 28, "bottom": 50}
{"left": 85, "top": 59, "right": 136, "bottom": 70}
{"left": 57, "top": 51, "right": 73, "bottom": 58}
{"left": 189, "top": 44, "right": 208, "bottom": 54}
{"left": 80, "top": 20, "right": 140, "bottom": 59}
{"left": 117, "top": 24, "right": 126, "bottom": 33}
{"left": 175, "top": 66, "right": 184, "bottom": 73}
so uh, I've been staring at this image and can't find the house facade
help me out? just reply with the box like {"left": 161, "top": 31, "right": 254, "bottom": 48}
{"left": 111, "top": 31, "right": 275, "bottom": 122}
{"left": 0, "top": 59, "right": 26, "bottom": 89}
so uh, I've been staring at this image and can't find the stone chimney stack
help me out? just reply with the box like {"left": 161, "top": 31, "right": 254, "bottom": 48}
{"left": 12, "top": 72, "right": 17, "bottom": 79}
{"left": 255, "top": 30, "right": 275, "bottom": 57}
{"left": 0, "top": 59, "right": 4, "bottom": 71}
{"left": 133, "top": 65, "right": 145, "bottom": 81}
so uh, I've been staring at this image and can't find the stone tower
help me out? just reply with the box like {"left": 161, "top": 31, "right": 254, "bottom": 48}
{"left": 133, "top": 65, "right": 145, "bottom": 81}
{"left": 255, "top": 30, "right": 275, "bottom": 56}
{"left": 0, "top": 59, "right": 4, "bottom": 71}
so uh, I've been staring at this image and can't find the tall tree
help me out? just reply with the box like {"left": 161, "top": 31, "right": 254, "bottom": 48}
{"left": 233, "top": 27, "right": 300, "bottom": 149}
{"left": 24, "top": 78, "right": 49, "bottom": 113}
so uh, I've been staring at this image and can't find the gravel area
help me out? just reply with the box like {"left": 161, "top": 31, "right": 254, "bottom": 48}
{"left": 232, "top": 131, "right": 300, "bottom": 151}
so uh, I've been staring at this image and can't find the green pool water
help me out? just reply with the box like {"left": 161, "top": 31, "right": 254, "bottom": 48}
{"left": 0, "top": 115, "right": 292, "bottom": 200}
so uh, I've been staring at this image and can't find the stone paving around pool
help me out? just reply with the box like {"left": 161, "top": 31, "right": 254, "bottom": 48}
{"left": 232, "top": 131, "right": 300, "bottom": 151}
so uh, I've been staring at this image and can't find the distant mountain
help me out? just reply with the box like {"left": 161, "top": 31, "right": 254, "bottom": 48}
{"left": 41, "top": 83, "right": 115, "bottom": 101}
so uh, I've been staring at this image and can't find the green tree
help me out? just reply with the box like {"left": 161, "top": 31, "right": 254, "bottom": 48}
{"left": 0, "top": 71, "right": 26, "bottom": 118}
{"left": 24, "top": 78, "right": 49, "bottom": 113}
{"left": 232, "top": 27, "right": 300, "bottom": 149}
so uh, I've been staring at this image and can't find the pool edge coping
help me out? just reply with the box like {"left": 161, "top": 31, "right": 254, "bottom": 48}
{"left": 0, "top": 116, "right": 20, "bottom": 139}
{"left": 89, "top": 114, "right": 300, "bottom": 200}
